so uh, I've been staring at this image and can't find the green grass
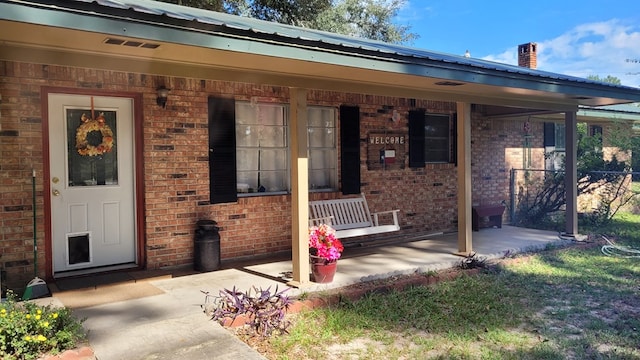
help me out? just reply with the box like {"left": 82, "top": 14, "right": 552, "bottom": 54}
{"left": 583, "top": 211, "right": 640, "bottom": 247}
{"left": 262, "top": 213, "right": 640, "bottom": 359}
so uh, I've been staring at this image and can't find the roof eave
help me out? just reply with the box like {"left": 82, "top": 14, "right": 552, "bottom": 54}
{"left": 2, "top": 0, "right": 640, "bottom": 106}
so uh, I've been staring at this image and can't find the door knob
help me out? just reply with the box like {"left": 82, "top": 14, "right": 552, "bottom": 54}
{"left": 52, "top": 189, "right": 61, "bottom": 196}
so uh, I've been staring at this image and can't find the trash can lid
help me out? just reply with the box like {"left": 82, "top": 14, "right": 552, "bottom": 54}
{"left": 197, "top": 219, "right": 217, "bottom": 226}
{"left": 197, "top": 219, "right": 218, "bottom": 230}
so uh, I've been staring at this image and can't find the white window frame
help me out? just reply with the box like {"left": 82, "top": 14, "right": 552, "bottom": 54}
{"left": 308, "top": 106, "right": 337, "bottom": 191}
{"left": 234, "top": 102, "right": 338, "bottom": 195}
{"left": 235, "top": 102, "right": 290, "bottom": 195}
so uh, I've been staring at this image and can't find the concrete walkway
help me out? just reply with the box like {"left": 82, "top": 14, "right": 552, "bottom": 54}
{"left": 47, "top": 226, "right": 569, "bottom": 360}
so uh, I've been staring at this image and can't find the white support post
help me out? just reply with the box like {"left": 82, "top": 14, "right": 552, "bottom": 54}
{"left": 288, "top": 88, "right": 310, "bottom": 287}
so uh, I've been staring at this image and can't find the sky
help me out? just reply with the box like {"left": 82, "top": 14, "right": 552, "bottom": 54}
{"left": 397, "top": 0, "right": 640, "bottom": 87}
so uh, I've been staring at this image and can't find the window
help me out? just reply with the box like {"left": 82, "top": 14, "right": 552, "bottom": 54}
{"left": 544, "top": 122, "right": 603, "bottom": 171}
{"left": 424, "top": 114, "right": 452, "bottom": 163}
{"left": 235, "top": 102, "right": 289, "bottom": 194}
{"left": 408, "top": 110, "right": 456, "bottom": 167}
{"left": 308, "top": 107, "right": 337, "bottom": 191}
{"left": 233, "top": 102, "right": 337, "bottom": 195}
{"left": 590, "top": 125, "right": 603, "bottom": 149}
{"left": 554, "top": 123, "right": 566, "bottom": 151}
{"left": 544, "top": 122, "right": 566, "bottom": 171}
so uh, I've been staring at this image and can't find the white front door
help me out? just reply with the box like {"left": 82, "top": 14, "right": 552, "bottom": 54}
{"left": 48, "top": 94, "right": 136, "bottom": 274}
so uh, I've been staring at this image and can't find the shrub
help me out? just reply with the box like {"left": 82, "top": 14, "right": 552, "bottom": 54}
{"left": 0, "top": 291, "right": 86, "bottom": 360}
{"left": 202, "top": 286, "right": 292, "bottom": 337}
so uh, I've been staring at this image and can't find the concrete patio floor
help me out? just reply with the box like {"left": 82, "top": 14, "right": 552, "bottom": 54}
{"left": 237, "top": 225, "right": 569, "bottom": 294}
{"left": 45, "top": 225, "right": 572, "bottom": 360}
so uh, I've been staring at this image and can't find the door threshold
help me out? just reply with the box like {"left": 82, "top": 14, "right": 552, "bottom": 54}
{"left": 54, "top": 263, "right": 139, "bottom": 279}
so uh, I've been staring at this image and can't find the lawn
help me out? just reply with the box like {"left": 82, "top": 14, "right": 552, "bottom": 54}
{"left": 254, "top": 213, "right": 640, "bottom": 359}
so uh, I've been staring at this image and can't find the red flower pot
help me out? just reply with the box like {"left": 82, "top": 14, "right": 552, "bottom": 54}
{"left": 310, "top": 255, "right": 338, "bottom": 283}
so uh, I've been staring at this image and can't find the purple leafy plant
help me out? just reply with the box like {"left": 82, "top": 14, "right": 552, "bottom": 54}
{"left": 202, "top": 285, "right": 292, "bottom": 337}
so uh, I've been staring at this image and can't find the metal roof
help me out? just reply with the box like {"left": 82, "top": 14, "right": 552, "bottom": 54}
{"left": 579, "top": 104, "right": 640, "bottom": 122}
{"left": 61, "top": 0, "right": 634, "bottom": 91}
{"left": 2, "top": 0, "right": 640, "bottom": 106}
{"left": 584, "top": 104, "right": 640, "bottom": 114}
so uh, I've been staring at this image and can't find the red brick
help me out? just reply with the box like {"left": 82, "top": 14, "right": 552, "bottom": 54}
{"left": 4, "top": 58, "right": 612, "bottom": 290}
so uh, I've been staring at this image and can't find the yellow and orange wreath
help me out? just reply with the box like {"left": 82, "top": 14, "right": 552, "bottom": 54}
{"left": 75, "top": 112, "right": 114, "bottom": 156}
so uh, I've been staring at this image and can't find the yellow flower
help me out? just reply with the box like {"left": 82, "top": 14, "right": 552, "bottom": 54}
{"left": 26, "top": 314, "right": 31, "bottom": 319}
{"left": 35, "top": 315, "right": 41, "bottom": 320}
{"left": 1, "top": 308, "right": 6, "bottom": 314}
{"left": 37, "top": 309, "right": 42, "bottom": 315}
{"left": 24, "top": 335, "right": 32, "bottom": 341}
{"left": 51, "top": 312, "right": 59, "bottom": 319}
{"left": 37, "top": 334, "right": 47, "bottom": 342}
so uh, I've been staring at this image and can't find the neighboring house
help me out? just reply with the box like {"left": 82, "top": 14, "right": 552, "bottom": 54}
{"left": 1, "top": 0, "right": 640, "bottom": 290}
{"left": 478, "top": 104, "right": 638, "bottom": 219}
{"left": 542, "top": 104, "right": 639, "bottom": 172}
{"left": 475, "top": 45, "right": 640, "bottom": 216}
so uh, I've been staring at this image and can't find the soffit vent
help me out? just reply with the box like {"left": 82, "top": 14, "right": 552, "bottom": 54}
{"left": 435, "top": 81, "right": 465, "bottom": 86}
{"left": 104, "top": 38, "right": 160, "bottom": 49}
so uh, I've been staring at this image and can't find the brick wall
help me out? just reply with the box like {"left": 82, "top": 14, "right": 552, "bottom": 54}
{"left": 1, "top": 62, "right": 48, "bottom": 290}
{"left": 470, "top": 117, "right": 545, "bottom": 211}
{"left": 0, "top": 59, "right": 553, "bottom": 290}
{"left": 472, "top": 116, "right": 635, "bottom": 219}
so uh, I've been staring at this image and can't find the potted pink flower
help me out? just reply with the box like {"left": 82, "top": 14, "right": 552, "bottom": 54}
{"left": 308, "top": 224, "right": 343, "bottom": 283}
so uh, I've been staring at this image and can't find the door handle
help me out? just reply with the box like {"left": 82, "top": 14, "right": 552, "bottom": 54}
{"left": 52, "top": 189, "right": 61, "bottom": 197}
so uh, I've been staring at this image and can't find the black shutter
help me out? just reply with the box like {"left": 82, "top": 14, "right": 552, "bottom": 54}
{"left": 408, "top": 109, "right": 426, "bottom": 168}
{"left": 590, "top": 125, "right": 603, "bottom": 147}
{"left": 208, "top": 96, "right": 237, "bottom": 204}
{"left": 340, "top": 105, "right": 360, "bottom": 195}
{"left": 452, "top": 113, "right": 457, "bottom": 166}
{"left": 543, "top": 122, "right": 555, "bottom": 147}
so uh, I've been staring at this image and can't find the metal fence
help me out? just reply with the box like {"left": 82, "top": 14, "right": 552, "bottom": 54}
{"left": 509, "top": 168, "right": 640, "bottom": 224}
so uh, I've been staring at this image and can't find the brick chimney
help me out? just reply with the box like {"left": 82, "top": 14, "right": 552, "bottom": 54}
{"left": 517, "top": 42, "right": 537, "bottom": 69}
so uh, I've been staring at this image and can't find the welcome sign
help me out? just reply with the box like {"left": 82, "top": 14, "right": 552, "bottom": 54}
{"left": 367, "top": 132, "right": 406, "bottom": 170}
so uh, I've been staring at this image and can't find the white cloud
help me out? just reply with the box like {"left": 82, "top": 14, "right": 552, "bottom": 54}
{"left": 484, "top": 19, "right": 640, "bottom": 87}
{"left": 483, "top": 48, "right": 517, "bottom": 65}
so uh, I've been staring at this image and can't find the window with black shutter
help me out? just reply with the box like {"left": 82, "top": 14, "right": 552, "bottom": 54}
{"left": 409, "top": 110, "right": 455, "bottom": 166}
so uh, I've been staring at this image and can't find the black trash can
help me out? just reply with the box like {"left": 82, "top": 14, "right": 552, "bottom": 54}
{"left": 194, "top": 219, "right": 220, "bottom": 271}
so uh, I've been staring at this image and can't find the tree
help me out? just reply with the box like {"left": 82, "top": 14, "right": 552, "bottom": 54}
{"left": 308, "top": 0, "right": 418, "bottom": 44}
{"left": 248, "top": 0, "right": 332, "bottom": 26}
{"left": 587, "top": 74, "right": 622, "bottom": 85}
{"left": 160, "top": 0, "right": 250, "bottom": 13}
{"left": 157, "top": 0, "right": 418, "bottom": 45}
{"left": 160, "top": 0, "right": 224, "bottom": 11}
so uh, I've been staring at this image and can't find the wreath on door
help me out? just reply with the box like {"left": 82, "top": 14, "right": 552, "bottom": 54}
{"left": 75, "top": 112, "right": 114, "bottom": 156}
